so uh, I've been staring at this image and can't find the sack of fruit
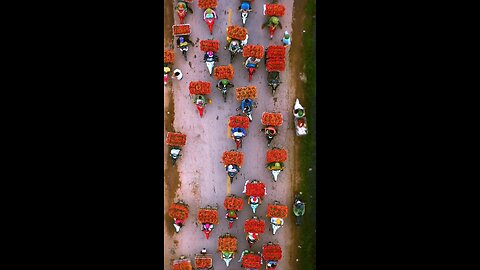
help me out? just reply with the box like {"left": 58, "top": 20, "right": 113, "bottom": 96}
{"left": 266, "top": 45, "right": 286, "bottom": 59}
{"left": 172, "top": 24, "right": 191, "bottom": 36}
{"left": 198, "top": 0, "right": 218, "bottom": 9}
{"left": 164, "top": 50, "right": 175, "bottom": 63}
{"left": 172, "top": 259, "right": 192, "bottom": 270}
{"left": 245, "top": 182, "right": 266, "bottom": 197}
{"left": 244, "top": 218, "right": 265, "bottom": 233}
{"left": 266, "top": 59, "right": 286, "bottom": 72}
{"left": 242, "top": 45, "right": 265, "bottom": 59}
{"left": 264, "top": 4, "right": 286, "bottom": 17}
{"left": 226, "top": 25, "right": 248, "bottom": 40}
{"left": 262, "top": 244, "right": 282, "bottom": 261}
{"left": 222, "top": 151, "right": 244, "bottom": 166}
{"left": 228, "top": 115, "right": 250, "bottom": 129}
{"left": 189, "top": 81, "right": 211, "bottom": 95}
{"left": 266, "top": 149, "right": 287, "bottom": 163}
{"left": 213, "top": 65, "right": 234, "bottom": 80}
{"left": 224, "top": 196, "right": 244, "bottom": 210}
{"left": 266, "top": 204, "right": 288, "bottom": 218}
{"left": 200, "top": 40, "right": 220, "bottom": 52}
{"left": 168, "top": 203, "right": 189, "bottom": 220}
{"left": 242, "top": 253, "right": 262, "bottom": 269}
{"left": 198, "top": 208, "right": 219, "bottom": 224}
{"left": 166, "top": 132, "right": 187, "bottom": 146}
{"left": 261, "top": 112, "right": 283, "bottom": 126}
{"left": 217, "top": 234, "right": 238, "bottom": 252}
{"left": 194, "top": 257, "right": 212, "bottom": 269}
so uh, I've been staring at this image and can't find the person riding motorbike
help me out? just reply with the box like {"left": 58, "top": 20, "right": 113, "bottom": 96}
{"left": 262, "top": 16, "right": 283, "bottom": 29}
{"left": 281, "top": 30, "right": 291, "bottom": 47}
{"left": 226, "top": 40, "right": 242, "bottom": 52}
{"left": 194, "top": 95, "right": 207, "bottom": 106}
{"left": 226, "top": 210, "right": 238, "bottom": 219}
{"left": 245, "top": 57, "right": 260, "bottom": 68}
{"left": 226, "top": 164, "right": 240, "bottom": 174}
{"left": 217, "top": 79, "right": 234, "bottom": 90}
{"left": 177, "top": 36, "right": 194, "bottom": 48}
{"left": 203, "top": 8, "right": 217, "bottom": 20}
{"left": 175, "top": 1, "right": 193, "bottom": 13}
{"left": 267, "top": 162, "right": 284, "bottom": 171}
{"left": 241, "top": 98, "right": 253, "bottom": 113}
{"left": 204, "top": 50, "right": 218, "bottom": 62}
{"left": 231, "top": 127, "right": 247, "bottom": 139}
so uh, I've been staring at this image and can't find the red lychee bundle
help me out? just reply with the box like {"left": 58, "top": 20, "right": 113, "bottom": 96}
{"left": 245, "top": 182, "right": 266, "bottom": 197}
{"left": 213, "top": 65, "right": 234, "bottom": 80}
{"left": 222, "top": 151, "right": 244, "bottom": 166}
{"left": 165, "top": 132, "right": 187, "bottom": 146}
{"left": 228, "top": 115, "right": 250, "bottom": 129}
{"left": 226, "top": 25, "right": 248, "bottom": 40}
{"left": 164, "top": 50, "right": 174, "bottom": 63}
{"left": 242, "top": 45, "right": 265, "bottom": 59}
{"left": 244, "top": 218, "right": 265, "bottom": 233}
{"left": 266, "top": 149, "right": 287, "bottom": 163}
{"left": 200, "top": 40, "right": 220, "bottom": 52}
{"left": 261, "top": 112, "right": 283, "bottom": 126}
{"left": 188, "top": 81, "right": 211, "bottom": 95}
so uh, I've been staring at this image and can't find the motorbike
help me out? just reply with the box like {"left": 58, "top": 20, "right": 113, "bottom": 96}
{"left": 221, "top": 251, "right": 234, "bottom": 267}
{"left": 201, "top": 223, "right": 214, "bottom": 239}
{"left": 293, "top": 98, "right": 308, "bottom": 136}
{"left": 225, "top": 164, "right": 240, "bottom": 183}
{"left": 248, "top": 195, "right": 261, "bottom": 213}
{"left": 205, "top": 54, "right": 218, "bottom": 76}
{"left": 217, "top": 80, "right": 234, "bottom": 102}
{"left": 231, "top": 127, "right": 246, "bottom": 149}
{"left": 269, "top": 201, "right": 284, "bottom": 235}
{"left": 293, "top": 192, "right": 306, "bottom": 225}
{"left": 169, "top": 147, "right": 182, "bottom": 166}
{"left": 261, "top": 126, "right": 277, "bottom": 147}
{"left": 237, "top": 98, "right": 256, "bottom": 122}
{"left": 267, "top": 162, "right": 284, "bottom": 182}
{"left": 267, "top": 71, "right": 282, "bottom": 95}
{"left": 173, "top": 218, "right": 185, "bottom": 233}
{"left": 196, "top": 248, "right": 214, "bottom": 270}
{"left": 205, "top": 17, "right": 215, "bottom": 35}
{"left": 179, "top": 45, "right": 189, "bottom": 61}
{"left": 239, "top": 1, "right": 252, "bottom": 26}
{"left": 226, "top": 212, "right": 239, "bottom": 229}
{"left": 246, "top": 62, "right": 257, "bottom": 82}
{"left": 194, "top": 95, "right": 208, "bottom": 117}
{"left": 246, "top": 232, "right": 259, "bottom": 247}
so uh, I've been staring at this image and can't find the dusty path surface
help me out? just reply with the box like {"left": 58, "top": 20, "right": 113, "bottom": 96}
{"left": 164, "top": 0, "right": 303, "bottom": 269}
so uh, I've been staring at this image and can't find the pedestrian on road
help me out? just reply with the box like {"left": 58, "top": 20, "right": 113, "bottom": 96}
{"left": 172, "top": 69, "right": 183, "bottom": 80}
{"left": 281, "top": 31, "right": 291, "bottom": 47}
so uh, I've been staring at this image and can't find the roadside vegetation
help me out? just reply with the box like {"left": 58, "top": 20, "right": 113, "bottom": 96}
{"left": 297, "top": 0, "right": 316, "bottom": 268}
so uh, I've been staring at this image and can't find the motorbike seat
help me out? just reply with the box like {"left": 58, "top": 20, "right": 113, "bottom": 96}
{"left": 246, "top": 63, "right": 256, "bottom": 68}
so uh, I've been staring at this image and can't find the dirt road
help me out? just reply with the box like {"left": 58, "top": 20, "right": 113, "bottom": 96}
{"left": 164, "top": 0, "right": 303, "bottom": 269}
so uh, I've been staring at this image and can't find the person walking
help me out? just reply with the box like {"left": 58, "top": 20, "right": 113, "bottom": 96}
{"left": 281, "top": 31, "right": 291, "bottom": 47}
{"left": 172, "top": 68, "right": 183, "bottom": 80}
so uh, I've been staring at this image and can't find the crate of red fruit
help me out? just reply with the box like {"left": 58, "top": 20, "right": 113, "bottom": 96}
{"left": 168, "top": 202, "right": 189, "bottom": 220}
{"left": 264, "top": 4, "right": 286, "bottom": 17}
{"left": 189, "top": 81, "right": 211, "bottom": 95}
{"left": 217, "top": 234, "right": 238, "bottom": 252}
{"left": 245, "top": 181, "right": 266, "bottom": 197}
{"left": 194, "top": 256, "right": 212, "bottom": 269}
{"left": 262, "top": 243, "right": 282, "bottom": 261}
{"left": 242, "top": 253, "right": 262, "bottom": 269}
{"left": 172, "top": 24, "right": 191, "bottom": 36}
{"left": 266, "top": 204, "right": 288, "bottom": 218}
{"left": 235, "top": 86, "right": 257, "bottom": 101}
{"left": 198, "top": 208, "right": 219, "bottom": 224}
{"left": 266, "top": 59, "right": 286, "bottom": 72}
{"left": 164, "top": 50, "right": 175, "bottom": 64}
{"left": 172, "top": 259, "right": 192, "bottom": 270}
{"left": 166, "top": 132, "right": 187, "bottom": 146}
{"left": 213, "top": 65, "right": 234, "bottom": 80}
{"left": 244, "top": 218, "right": 265, "bottom": 233}
{"left": 198, "top": 0, "right": 218, "bottom": 9}
{"left": 261, "top": 112, "right": 283, "bottom": 126}
{"left": 222, "top": 151, "right": 244, "bottom": 166}
{"left": 224, "top": 195, "right": 244, "bottom": 210}
{"left": 228, "top": 115, "right": 250, "bottom": 130}
{"left": 267, "top": 46, "right": 286, "bottom": 59}
{"left": 227, "top": 25, "right": 248, "bottom": 41}
{"left": 200, "top": 40, "right": 220, "bottom": 52}
{"left": 266, "top": 149, "right": 287, "bottom": 163}
{"left": 242, "top": 45, "right": 265, "bottom": 59}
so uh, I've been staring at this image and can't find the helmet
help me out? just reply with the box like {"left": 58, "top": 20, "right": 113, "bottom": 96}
{"left": 241, "top": 2, "right": 250, "bottom": 10}
{"left": 178, "top": 3, "right": 185, "bottom": 8}
{"left": 206, "top": 8, "right": 212, "bottom": 13}
{"left": 229, "top": 210, "right": 235, "bottom": 216}
{"left": 207, "top": 51, "right": 213, "bottom": 57}
{"left": 271, "top": 17, "right": 279, "bottom": 24}
{"left": 285, "top": 34, "right": 290, "bottom": 39}
{"left": 221, "top": 79, "right": 228, "bottom": 85}
{"left": 179, "top": 37, "right": 184, "bottom": 43}
{"left": 231, "top": 41, "right": 238, "bottom": 46}
{"left": 275, "top": 162, "right": 281, "bottom": 167}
